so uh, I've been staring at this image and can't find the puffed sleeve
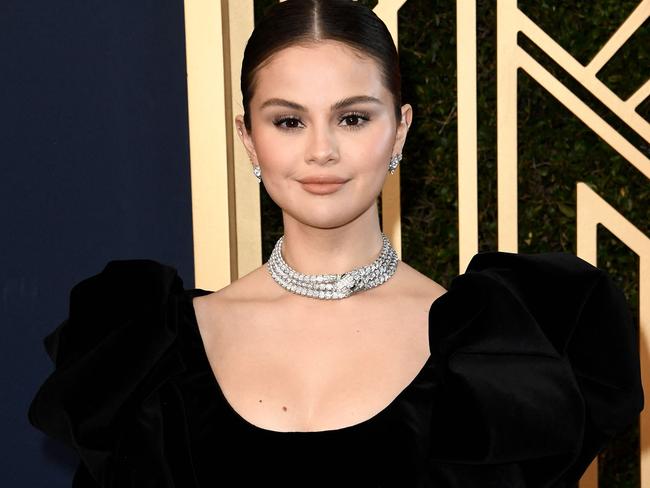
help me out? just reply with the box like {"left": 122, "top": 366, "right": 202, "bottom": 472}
{"left": 28, "top": 259, "right": 188, "bottom": 487}
{"left": 428, "top": 251, "right": 643, "bottom": 486}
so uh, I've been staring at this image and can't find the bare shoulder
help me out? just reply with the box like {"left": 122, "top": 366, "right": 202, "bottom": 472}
{"left": 191, "top": 264, "right": 276, "bottom": 325}
{"left": 393, "top": 260, "right": 447, "bottom": 302}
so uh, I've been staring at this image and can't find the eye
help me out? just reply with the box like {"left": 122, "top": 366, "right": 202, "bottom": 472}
{"left": 272, "top": 116, "right": 303, "bottom": 131}
{"left": 271, "top": 112, "right": 371, "bottom": 132}
{"left": 339, "top": 112, "right": 370, "bottom": 130}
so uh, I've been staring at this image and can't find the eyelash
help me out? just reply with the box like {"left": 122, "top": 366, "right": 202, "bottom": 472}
{"left": 272, "top": 112, "right": 371, "bottom": 132}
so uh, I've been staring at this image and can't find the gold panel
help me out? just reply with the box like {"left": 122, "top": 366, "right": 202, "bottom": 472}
{"left": 221, "top": 0, "right": 259, "bottom": 279}
{"left": 183, "top": 0, "right": 232, "bottom": 291}
{"left": 374, "top": 0, "right": 408, "bottom": 259}
{"left": 497, "top": 0, "right": 650, "bottom": 252}
{"left": 577, "top": 182, "right": 650, "bottom": 487}
{"left": 185, "top": 0, "right": 258, "bottom": 287}
{"left": 456, "top": 0, "right": 479, "bottom": 272}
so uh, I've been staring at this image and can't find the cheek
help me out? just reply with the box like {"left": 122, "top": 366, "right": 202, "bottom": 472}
{"left": 346, "top": 123, "right": 395, "bottom": 174}
{"left": 253, "top": 128, "right": 298, "bottom": 171}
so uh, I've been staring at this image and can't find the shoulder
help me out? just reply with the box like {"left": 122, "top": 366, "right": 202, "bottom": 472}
{"left": 190, "top": 264, "right": 278, "bottom": 340}
{"left": 64, "top": 258, "right": 185, "bottom": 313}
{"left": 191, "top": 264, "right": 272, "bottom": 314}
{"left": 393, "top": 260, "right": 448, "bottom": 303}
{"left": 28, "top": 258, "right": 191, "bottom": 467}
{"left": 81, "top": 258, "right": 184, "bottom": 295}
{"left": 458, "top": 250, "right": 609, "bottom": 322}
{"left": 42, "top": 258, "right": 187, "bottom": 367}
{"left": 427, "top": 250, "right": 642, "bottom": 477}
{"left": 464, "top": 250, "right": 604, "bottom": 281}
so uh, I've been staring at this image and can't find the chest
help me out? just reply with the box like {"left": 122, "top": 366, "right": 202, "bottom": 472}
{"left": 194, "top": 297, "right": 433, "bottom": 432}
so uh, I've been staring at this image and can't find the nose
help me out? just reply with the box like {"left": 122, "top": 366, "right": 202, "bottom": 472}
{"left": 306, "top": 120, "right": 339, "bottom": 166}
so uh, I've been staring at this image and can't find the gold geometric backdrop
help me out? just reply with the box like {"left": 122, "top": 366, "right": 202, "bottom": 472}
{"left": 182, "top": 1, "right": 649, "bottom": 486}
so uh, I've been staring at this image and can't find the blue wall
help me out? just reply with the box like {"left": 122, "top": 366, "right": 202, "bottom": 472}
{"left": 1, "top": 1, "right": 195, "bottom": 485}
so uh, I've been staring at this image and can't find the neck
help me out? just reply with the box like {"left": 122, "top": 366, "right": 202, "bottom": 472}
{"left": 278, "top": 204, "right": 385, "bottom": 275}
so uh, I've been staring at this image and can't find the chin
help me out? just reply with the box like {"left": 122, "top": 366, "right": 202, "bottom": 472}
{"left": 301, "top": 216, "right": 352, "bottom": 230}
{"left": 291, "top": 206, "right": 368, "bottom": 230}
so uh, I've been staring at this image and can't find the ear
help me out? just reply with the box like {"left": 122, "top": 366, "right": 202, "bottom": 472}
{"left": 391, "top": 104, "right": 413, "bottom": 156}
{"left": 234, "top": 115, "right": 258, "bottom": 166}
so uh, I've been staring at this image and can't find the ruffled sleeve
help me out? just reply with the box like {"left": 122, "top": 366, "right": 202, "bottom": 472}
{"left": 28, "top": 259, "right": 188, "bottom": 487}
{"left": 428, "top": 251, "right": 643, "bottom": 486}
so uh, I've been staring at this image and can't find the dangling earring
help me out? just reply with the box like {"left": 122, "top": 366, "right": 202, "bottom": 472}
{"left": 388, "top": 153, "right": 402, "bottom": 174}
{"left": 252, "top": 165, "right": 262, "bottom": 183}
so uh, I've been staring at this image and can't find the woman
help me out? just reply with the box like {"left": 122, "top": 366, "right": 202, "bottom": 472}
{"left": 29, "top": 1, "right": 643, "bottom": 486}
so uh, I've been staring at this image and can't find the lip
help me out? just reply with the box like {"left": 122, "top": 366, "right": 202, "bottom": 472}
{"left": 298, "top": 177, "right": 348, "bottom": 195}
{"left": 297, "top": 176, "right": 349, "bottom": 184}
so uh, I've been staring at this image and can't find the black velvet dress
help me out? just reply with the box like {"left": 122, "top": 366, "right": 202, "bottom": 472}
{"left": 28, "top": 251, "right": 643, "bottom": 487}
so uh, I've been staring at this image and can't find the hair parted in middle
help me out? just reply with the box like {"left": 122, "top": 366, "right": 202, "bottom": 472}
{"left": 240, "top": 0, "right": 403, "bottom": 133}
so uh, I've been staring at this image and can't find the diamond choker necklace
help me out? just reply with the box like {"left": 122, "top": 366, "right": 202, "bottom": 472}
{"left": 266, "top": 233, "right": 399, "bottom": 300}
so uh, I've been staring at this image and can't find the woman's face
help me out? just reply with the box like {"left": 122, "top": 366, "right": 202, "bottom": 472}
{"left": 236, "top": 40, "right": 412, "bottom": 230}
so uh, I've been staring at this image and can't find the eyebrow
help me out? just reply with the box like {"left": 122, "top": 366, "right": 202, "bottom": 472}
{"left": 259, "top": 95, "right": 383, "bottom": 112}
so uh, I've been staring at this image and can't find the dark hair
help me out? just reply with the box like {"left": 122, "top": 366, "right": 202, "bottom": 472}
{"left": 241, "top": 0, "right": 402, "bottom": 132}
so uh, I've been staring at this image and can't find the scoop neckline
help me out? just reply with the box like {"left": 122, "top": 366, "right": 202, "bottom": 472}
{"left": 185, "top": 287, "right": 449, "bottom": 435}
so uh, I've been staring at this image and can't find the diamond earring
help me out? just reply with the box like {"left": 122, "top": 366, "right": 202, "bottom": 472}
{"left": 388, "top": 153, "right": 402, "bottom": 174}
{"left": 252, "top": 165, "right": 261, "bottom": 183}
